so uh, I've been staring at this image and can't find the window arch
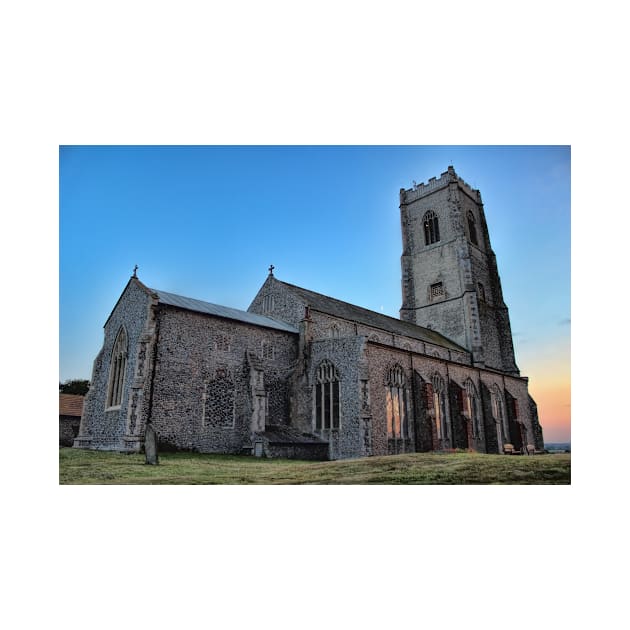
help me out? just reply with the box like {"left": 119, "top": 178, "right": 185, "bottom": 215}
{"left": 106, "top": 327, "right": 128, "bottom": 408}
{"left": 386, "top": 365, "right": 408, "bottom": 439}
{"left": 423, "top": 210, "right": 440, "bottom": 245}
{"left": 467, "top": 210, "right": 478, "bottom": 246}
{"left": 431, "top": 373, "right": 448, "bottom": 440}
{"left": 315, "top": 360, "right": 340, "bottom": 430}
{"left": 491, "top": 384, "right": 508, "bottom": 447}
{"left": 464, "top": 379, "right": 480, "bottom": 438}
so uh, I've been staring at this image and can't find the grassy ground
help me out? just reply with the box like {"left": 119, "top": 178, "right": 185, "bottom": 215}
{"left": 59, "top": 448, "right": 570, "bottom": 485}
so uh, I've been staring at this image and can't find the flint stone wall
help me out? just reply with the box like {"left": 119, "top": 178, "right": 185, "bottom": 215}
{"left": 78, "top": 279, "right": 152, "bottom": 450}
{"left": 149, "top": 306, "right": 298, "bottom": 453}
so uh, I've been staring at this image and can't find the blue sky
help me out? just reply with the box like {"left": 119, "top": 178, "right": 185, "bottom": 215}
{"left": 60, "top": 145, "right": 570, "bottom": 440}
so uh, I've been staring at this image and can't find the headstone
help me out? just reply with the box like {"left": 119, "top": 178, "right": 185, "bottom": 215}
{"left": 145, "top": 424, "right": 159, "bottom": 465}
{"left": 254, "top": 441, "right": 264, "bottom": 457}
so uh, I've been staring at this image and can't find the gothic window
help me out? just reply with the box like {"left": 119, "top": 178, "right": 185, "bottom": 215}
{"left": 386, "top": 365, "right": 408, "bottom": 439}
{"left": 430, "top": 282, "right": 444, "bottom": 300}
{"left": 464, "top": 379, "right": 480, "bottom": 438}
{"left": 467, "top": 210, "right": 478, "bottom": 246}
{"left": 431, "top": 374, "right": 448, "bottom": 440}
{"left": 491, "top": 385, "right": 508, "bottom": 447}
{"left": 315, "top": 360, "right": 340, "bottom": 431}
{"left": 423, "top": 210, "right": 440, "bottom": 245}
{"left": 330, "top": 324, "right": 340, "bottom": 339}
{"left": 106, "top": 327, "right": 128, "bottom": 408}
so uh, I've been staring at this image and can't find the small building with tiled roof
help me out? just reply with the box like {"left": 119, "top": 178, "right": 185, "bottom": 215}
{"left": 59, "top": 394, "right": 84, "bottom": 446}
{"left": 74, "top": 167, "right": 543, "bottom": 459}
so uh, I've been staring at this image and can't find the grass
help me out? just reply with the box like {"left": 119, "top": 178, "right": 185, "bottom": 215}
{"left": 59, "top": 448, "right": 571, "bottom": 485}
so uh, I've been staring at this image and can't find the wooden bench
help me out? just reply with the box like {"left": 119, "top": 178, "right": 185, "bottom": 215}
{"left": 503, "top": 443, "right": 522, "bottom": 455}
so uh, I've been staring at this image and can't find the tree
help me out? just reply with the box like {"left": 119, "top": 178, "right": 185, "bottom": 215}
{"left": 59, "top": 379, "right": 90, "bottom": 395}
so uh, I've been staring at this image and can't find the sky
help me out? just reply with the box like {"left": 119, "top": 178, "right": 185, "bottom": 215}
{"left": 60, "top": 145, "right": 571, "bottom": 442}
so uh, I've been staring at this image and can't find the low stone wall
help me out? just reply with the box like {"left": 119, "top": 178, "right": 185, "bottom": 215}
{"left": 59, "top": 416, "right": 81, "bottom": 446}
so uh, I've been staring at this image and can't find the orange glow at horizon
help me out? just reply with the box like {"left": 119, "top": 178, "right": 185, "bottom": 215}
{"left": 524, "top": 362, "right": 571, "bottom": 443}
{"left": 517, "top": 335, "right": 570, "bottom": 443}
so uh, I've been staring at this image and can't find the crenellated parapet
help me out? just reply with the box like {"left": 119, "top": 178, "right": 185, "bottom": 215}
{"left": 400, "top": 165, "right": 480, "bottom": 205}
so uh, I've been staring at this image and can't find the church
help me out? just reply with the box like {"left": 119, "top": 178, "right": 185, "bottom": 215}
{"left": 74, "top": 166, "right": 544, "bottom": 459}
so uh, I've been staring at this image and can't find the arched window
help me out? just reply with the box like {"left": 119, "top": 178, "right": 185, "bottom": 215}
{"left": 106, "top": 327, "right": 128, "bottom": 408}
{"left": 492, "top": 384, "right": 509, "bottom": 446}
{"left": 464, "top": 379, "right": 480, "bottom": 438}
{"left": 330, "top": 324, "right": 340, "bottom": 339}
{"left": 423, "top": 210, "right": 440, "bottom": 245}
{"left": 431, "top": 374, "right": 448, "bottom": 440}
{"left": 467, "top": 210, "right": 478, "bottom": 246}
{"left": 386, "top": 365, "right": 408, "bottom": 439}
{"left": 315, "top": 360, "right": 340, "bottom": 431}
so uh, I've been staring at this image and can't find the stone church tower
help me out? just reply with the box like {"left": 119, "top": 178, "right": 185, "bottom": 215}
{"left": 399, "top": 166, "right": 519, "bottom": 374}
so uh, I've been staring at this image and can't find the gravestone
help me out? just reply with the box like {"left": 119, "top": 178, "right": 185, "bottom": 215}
{"left": 145, "top": 424, "right": 159, "bottom": 465}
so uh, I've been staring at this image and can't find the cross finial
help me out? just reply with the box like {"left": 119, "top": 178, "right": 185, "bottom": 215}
{"left": 133, "top": 264, "right": 138, "bottom": 277}
{"left": 268, "top": 264, "right": 275, "bottom": 276}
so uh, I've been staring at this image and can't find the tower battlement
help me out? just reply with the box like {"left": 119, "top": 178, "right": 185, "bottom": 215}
{"left": 400, "top": 166, "right": 480, "bottom": 205}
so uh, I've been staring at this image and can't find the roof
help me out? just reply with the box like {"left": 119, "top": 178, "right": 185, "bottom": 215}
{"left": 59, "top": 394, "right": 84, "bottom": 417}
{"left": 150, "top": 288, "right": 299, "bottom": 334}
{"left": 277, "top": 280, "right": 468, "bottom": 352}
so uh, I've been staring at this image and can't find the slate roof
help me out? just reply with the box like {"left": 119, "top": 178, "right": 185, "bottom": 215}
{"left": 59, "top": 394, "right": 84, "bottom": 417}
{"left": 151, "top": 288, "right": 299, "bottom": 334}
{"left": 277, "top": 280, "right": 468, "bottom": 353}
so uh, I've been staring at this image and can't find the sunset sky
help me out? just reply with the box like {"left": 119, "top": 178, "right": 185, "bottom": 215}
{"left": 59, "top": 145, "right": 570, "bottom": 443}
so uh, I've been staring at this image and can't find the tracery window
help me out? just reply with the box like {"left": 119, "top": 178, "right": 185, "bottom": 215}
{"left": 386, "top": 365, "right": 408, "bottom": 439}
{"left": 106, "top": 327, "right": 128, "bottom": 408}
{"left": 464, "top": 379, "right": 480, "bottom": 438}
{"left": 491, "top": 385, "right": 507, "bottom": 448}
{"left": 431, "top": 374, "right": 448, "bottom": 440}
{"left": 315, "top": 360, "right": 340, "bottom": 431}
{"left": 423, "top": 210, "right": 440, "bottom": 245}
{"left": 467, "top": 210, "right": 478, "bottom": 246}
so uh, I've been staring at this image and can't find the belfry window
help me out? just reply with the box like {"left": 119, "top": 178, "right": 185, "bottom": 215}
{"left": 106, "top": 327, "right": 128, "bottom": 408}
{"left": 467, "top": 211, "right": 478, "bottom": 246}
{"left": 423, "top": 210, "right": 440, "bottom": 245}
{"left": 315, "top": 360, "right": 340, "bottom": 431}
{"left": 430, "top": 282, "right": 444, "bottom": 300}
{"left": 386, "top": 365, "right": 408, "bottom": 439}
{"left": 477, "top": 282, "right": 486, "bottom": 302}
